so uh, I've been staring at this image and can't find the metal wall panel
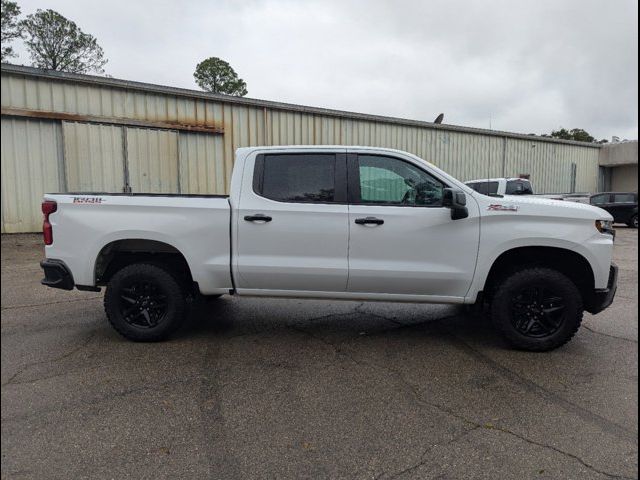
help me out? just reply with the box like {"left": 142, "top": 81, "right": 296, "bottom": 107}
{"left": 1, "top": 68, "right": 605, "bottom": 231}
{"left": 178, "top": 132, "right": 226, "bottom": 194}
{"left": 504, "top": 139, "right": 600, "bottom": 193}
{"left": 126, "top": 128, "right": 179, "bottom": 193}
{"left": 63, "top": 121, "right": 125, "bottom": 192}
{"left": 1, "top": 118, "right": 62, "bottom": 233}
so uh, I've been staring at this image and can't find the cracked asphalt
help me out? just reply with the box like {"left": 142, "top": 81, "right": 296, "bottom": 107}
{"left": 1, "top": 229, "right": 638, "bottom": 480}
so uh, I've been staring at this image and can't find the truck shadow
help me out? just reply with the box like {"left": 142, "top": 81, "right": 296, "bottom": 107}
{"left": 177, "top": 296, "right": 506, "bottom": 351}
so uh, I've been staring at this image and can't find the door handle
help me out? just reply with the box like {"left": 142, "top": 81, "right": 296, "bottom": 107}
{"left": 355, "top": 217, "right": 384, "bottom": 225}
{"left": 244, "top": 214, "right": 272, "bottom": 222}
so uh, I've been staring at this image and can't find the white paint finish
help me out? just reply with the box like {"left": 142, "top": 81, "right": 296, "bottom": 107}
{"left": 467, "top": 192, "right": 615, "bottom": 293}
{"left": 63, "top": 122, "right": 125, "bottom": 192}
{"left": 233, "top": 148, "right": 349, "bottom": 291}
{"left": 41, "top": 146, "right": 615, "bottom": 307}
{"left": 347, "top": 205, "right": 480, "bottom": 296}
{"left": 43, "top": 194, "right": 232, "bottom": 294}
{"left": 126, "top": 128, "right": 179, "bottom": 193}
{"left": 1, "top": 118, "right": 62, "bottom": 233}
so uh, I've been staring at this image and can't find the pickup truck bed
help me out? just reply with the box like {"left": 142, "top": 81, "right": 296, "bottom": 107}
{"left": 44, "top": 193, "right": 233, "bottom": 295}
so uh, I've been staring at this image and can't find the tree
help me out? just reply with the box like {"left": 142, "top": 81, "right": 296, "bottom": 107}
{"left": 549, "top": 128, "right": 595, "bottom": 143}
{"left": 21, "top": 9, "right": 107, "bottom": 73}
{"left": 1, "top": 0, "right": 22, "bottom": 61}
{"left": 194, "top": 57, "right": 247, "bottom": 96}
{"left": 545, "top": 127, "right": 615, "bottom": 143}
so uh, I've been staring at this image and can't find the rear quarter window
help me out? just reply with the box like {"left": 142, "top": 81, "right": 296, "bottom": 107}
{"left": 613, "top": 193, "right": 636, "bottom": 203}
{"left": 506, "top": 180, "right": 533, "bottom": 195}
{"left": 468, "top": 181, "right": 499, "bottom": 195}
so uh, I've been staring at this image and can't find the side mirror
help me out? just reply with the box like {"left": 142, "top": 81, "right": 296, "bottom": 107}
{"left": 443, "top": 188, "right": 469, "bottom": 220}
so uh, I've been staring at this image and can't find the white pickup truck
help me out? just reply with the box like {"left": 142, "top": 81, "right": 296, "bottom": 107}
{"left": 40, "top": 146, "right": 618, "bottom": 351}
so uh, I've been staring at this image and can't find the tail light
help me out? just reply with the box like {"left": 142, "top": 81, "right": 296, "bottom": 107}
{"left": 42, "top": 200, "right": 57, "bottom": 245}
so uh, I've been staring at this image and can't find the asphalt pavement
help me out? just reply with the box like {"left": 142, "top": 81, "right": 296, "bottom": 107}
{"left": 1, "top": 229, "right": 638, "bottom": 479}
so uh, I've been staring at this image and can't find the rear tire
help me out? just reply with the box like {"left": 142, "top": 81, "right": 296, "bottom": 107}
{"left": 491, "top": 268, "right": 583, "bottom": 351}
{"left": 629, "top": 214, "right": 638, "bottom": 229}
{"left": 104, "top": 263, "right": 186, "bottom": 342}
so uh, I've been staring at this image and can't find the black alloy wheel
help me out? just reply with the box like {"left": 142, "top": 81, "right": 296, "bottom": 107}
{"left": 119, "top": 281, "right": 168, "bottom": 328}
{"left": 104, "top": 263, "right": 186, "bottom": 342}
{"left": 510, "top": 286, "right": 565, "bottom": 338}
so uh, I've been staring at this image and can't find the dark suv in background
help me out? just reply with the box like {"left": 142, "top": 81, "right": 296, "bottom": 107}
{"left": 590, "top": 192, "right": 638, "bottom": 228}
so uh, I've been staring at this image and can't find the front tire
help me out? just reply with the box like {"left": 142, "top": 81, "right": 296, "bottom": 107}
{"left": 491, "top": 268, "right": 583, "bottom": 352}
{"left": 104, "top": 263, "right": 186, "bottom": 342}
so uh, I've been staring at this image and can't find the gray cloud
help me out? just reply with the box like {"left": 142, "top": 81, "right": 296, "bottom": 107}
{"left": 10, "top": 0, "right": 638, "bottom": 140}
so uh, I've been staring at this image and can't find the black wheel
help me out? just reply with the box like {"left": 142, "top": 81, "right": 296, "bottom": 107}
{"left": 629, "top": 214, "right": 638, "bottom": 229}
{"left": 104, "top": 263, "right": 186, "bottom": 341}
{"left": 491, "top": 268, "right": 583, "bottom": 351}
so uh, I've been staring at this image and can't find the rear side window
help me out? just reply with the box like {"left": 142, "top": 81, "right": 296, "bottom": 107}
{"left": 614, "top": 193, "right": 636, "bottom": 203}
{"left": 255, "top": 154, "right": 337, "bottom": 203}
{"left": 506, "top": 180, "right": 533, "bottom": 195}
{"left": 469, "top": 181, "right": 499, "bottom": 195}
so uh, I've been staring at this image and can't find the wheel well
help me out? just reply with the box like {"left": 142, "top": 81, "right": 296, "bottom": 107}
{"left": 95, "top": 239, "right": 194, "bottom": 288}
{"left": 483, "top": 247, "right": 595, "bottom": 303}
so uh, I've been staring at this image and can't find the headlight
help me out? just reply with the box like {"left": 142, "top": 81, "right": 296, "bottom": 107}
{"left": 595, "top": 220, "right": 615, "bottom": 236}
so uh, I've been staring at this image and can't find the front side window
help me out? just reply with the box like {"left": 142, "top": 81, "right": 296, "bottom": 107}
{"left": 614, "top": 193, "right": 635, "bottom": 203}
{"left": 357, "top": 155, "right": 444, "bottom": 206}
{"left": 258, "top": 154, "right": 336, "bottom": 202}
{"left": 590, "top": 194, "right": 609, "bottom": 205}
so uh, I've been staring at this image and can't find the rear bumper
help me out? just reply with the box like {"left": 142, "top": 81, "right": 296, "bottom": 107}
{"left": 40, "top": 259, "right": 74, "bottom": 290}
{"left": 585, "top": 263, "right": 618, "bottom": 314}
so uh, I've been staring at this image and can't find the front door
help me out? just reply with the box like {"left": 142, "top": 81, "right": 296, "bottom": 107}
{"left": 235, "top": 150, "right": 349, "bottom": 292}
{"left": 346, "top": 152, "right": 480, "bottom": 298}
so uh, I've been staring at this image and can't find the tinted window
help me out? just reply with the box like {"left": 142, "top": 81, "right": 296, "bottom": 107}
{"left": 506, "top": 180, "right": 533, "bottom": 195}
{"left": 469, "top": 181, "right": 499, "bottom": 195}
{"left": 590, "top": 194, "right": 609, "bottom": 205}
{"left": 614, "top": 193, "right": 636, "bottom": 203}
{"left": 357, "top": 155, "right": 444, "bottom": 206}
{"left": 260, "top": 154, "right": 336, "bottom": 202}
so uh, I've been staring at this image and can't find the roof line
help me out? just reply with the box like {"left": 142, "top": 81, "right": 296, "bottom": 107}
{"left": 0, "top": 63, "right": 602, "bottom": 148}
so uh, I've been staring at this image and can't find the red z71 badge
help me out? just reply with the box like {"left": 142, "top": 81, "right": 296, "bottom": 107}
{"left": 488, "top": 204, "right": 519, "bottom": 212}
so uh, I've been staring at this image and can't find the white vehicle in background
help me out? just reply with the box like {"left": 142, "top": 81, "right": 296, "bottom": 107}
{"left": 40, "top": 146, "right": 618, "bottom": 351}
{"left": 465, "top": 177, "right": 534, "bottom": 196}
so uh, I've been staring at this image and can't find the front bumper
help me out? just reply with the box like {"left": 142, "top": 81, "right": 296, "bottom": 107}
{"left": 40, "top": 259, "right": 74, "bottom": 290}
{"left": 585, "top": 263, "right": 618, "bottom": 314}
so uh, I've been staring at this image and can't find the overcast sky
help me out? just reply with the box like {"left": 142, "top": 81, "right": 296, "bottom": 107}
{"left": 8, "top": 0, "right": 639, "bottom": 140}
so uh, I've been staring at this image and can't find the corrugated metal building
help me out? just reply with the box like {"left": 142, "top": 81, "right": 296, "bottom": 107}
{"left": 1, "top": 63, "right": 602, "bottom": 233}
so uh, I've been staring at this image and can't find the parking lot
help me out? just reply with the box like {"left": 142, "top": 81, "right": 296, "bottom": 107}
{"left": 1, "top": 229, "right": 637, "bottom": 480}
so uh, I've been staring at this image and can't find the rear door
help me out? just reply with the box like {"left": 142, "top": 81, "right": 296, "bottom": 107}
{"left": 610, "top": 193, "right": 637, "bottom": 223}
{"left": 235, "top": 150, "right": 349, "bottom": 292}
{"left": 346, "top": 151, "right": 480, "bottom": 298}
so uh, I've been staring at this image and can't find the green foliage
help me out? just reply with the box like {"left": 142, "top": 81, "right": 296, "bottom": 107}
{"left": 547, "top": 128, "right": 610, "bottom": 144}
{"left": 1, "top": 0, "right": 22, "bottom": 61}
{"left": 194, "top": 57, "right": 248, "bottom": 96}
{"left": 21, "top": 9, "right": 107, "bottom": 73}
{"left": 549, "top": 128, "right": 595, "bottom": 143}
